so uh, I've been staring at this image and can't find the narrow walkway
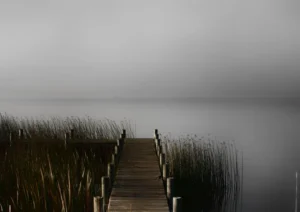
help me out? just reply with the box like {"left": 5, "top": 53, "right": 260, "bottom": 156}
{"left": 108, "top": 138, "right": 169, "bottom": 212}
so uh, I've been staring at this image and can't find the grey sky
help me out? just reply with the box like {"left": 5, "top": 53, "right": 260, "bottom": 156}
{"left": 0, "top": 0, "right": 300, "bottom": 99}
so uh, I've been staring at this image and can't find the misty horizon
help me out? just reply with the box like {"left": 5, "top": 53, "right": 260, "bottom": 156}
{"left": 1, "top": 0, "right": 300, "bottom": 100}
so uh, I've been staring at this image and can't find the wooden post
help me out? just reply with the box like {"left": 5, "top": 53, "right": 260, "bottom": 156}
{"left": 115, "top": 145, "right": 120, "bottom": 162}
{"left": 120, "top": 133, "right": 125, "bottom": 139}
{"left": 118, "top": 139, "right": 124, "bottom": 151}
{"left": 154, "top": 129, "right": 158, "bottom": 138}
{"left": 121, "top": 138, "right": 125, "bottom": 147}
{"left": 173, "top": 197, "right": 182, "bottom": 212}
{"left": 163, "top": 163, "right": 169, "bottom": 181}
{"left": 167, "top": 177, "right": 174, "bottom": 204}
{"left": 70, "top": 129, "right": 75, "bottom": 139}
{"left": 111, "top": 154, "right": 115, "bottom": 165}
{"left": 122, "top": 129, "right": 126, "bottom": 138}
{"left": 157, "top": 139, "right": 161, "bottom": 146}
{"left": 117, "top": 139, "right": 121, "bottom": 148}
{"left": 159, "top": 153, "right": 165, "bottom": 168}
{"left": 108, "top": 163, "right": 115, "bottom": 188}
{"left": 101, "top": 176, "right": 109, "bottom": 205}
{"left": 156, "top": 139, "right": 161, "bottom": 151}
{"left": 19, "top": 129, "right": 24, "bottom": 140}
{"left": 93, "top": 196, "right": 103, "bottom": 212}
{"left": 157, "top": 145, "right": 162, "bottom": 156}
{"left": 154, "top": 139, "right": 160, "bottom": 151}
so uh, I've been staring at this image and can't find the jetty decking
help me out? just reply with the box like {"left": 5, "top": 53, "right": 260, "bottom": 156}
{"left": 107, "top": 138, "right": 169, "bottom": 212}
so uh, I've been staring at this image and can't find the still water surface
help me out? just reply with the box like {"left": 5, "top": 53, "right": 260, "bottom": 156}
{"left": 1, "top": 97, "right": 300, "bottom": 211}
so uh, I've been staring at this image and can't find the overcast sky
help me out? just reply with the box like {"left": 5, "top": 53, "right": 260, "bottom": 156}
{"left": 0, "top": 0, "right": 300, "bottom": 99}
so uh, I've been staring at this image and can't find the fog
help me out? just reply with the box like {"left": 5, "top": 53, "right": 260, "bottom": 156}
{"left": 1, "top": 2, "right": 300, "bottom": 210}
{"left": 0, "top": 0, "right": 300, "bottom": 99}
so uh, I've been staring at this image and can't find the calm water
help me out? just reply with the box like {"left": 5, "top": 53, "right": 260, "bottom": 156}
{"left": 1, "top": 97, "right": 300, "bottom": 211}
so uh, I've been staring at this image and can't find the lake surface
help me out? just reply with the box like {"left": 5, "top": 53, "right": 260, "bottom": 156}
{"left": 1, "top": 97, "right": 300, "bottom": 211}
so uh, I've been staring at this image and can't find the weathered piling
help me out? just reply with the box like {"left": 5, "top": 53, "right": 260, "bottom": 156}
{"left": 155, "top": 138, "right": 161, "bottom": 151}
{"left": 173, "top": 197, "right": 182, "bottom": 212}
{"left": 153, "top": 130, "right": 183, "bottom": 212}
{"left": 117, "top": 139, "right": 121, "bottom": 146}
{"left": 163, "top": 163, "right": 169, "bottom": 180}
{"left": 111, "top": 154, "right": 116, "bottom": 166}
{"left": 108, "top": 163, "right": 115, "bottom": 188}
{"left": 101, "top": 176, "right": 109, "bottom": 207}
{"left": 114, "top": 145, "right": 118, "bottom": 156}
{"left": 167, "top": 177, "right": 174, "bottom": 203}
{"left": 93, "top": 196, "right": 104, "bottom": 212}
{"left": 120, "top": 132, "right": 126, "bottom": 139}
{"left": 157, "top": 144, "right": 162, "bottom": 156}
{"left": 159, "top": 153, "right": 165, "bottom": 168}
{"left": 154, "top": 129, "right": 158, "bottom": 138}
{"left": 117, "top": 139, "right": 121, "bottom": 149}
{"left": 156, "top": 133, "right": 160, "bottom": 140}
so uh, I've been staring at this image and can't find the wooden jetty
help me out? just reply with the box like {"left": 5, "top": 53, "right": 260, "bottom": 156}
{"left": 3, "top": 129, "right": 182, "bottom": 212}
{"left": 107, "top": 138, "right": 169, "bottom": 212}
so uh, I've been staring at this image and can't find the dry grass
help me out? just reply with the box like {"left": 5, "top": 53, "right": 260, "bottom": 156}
{"left": 162, "top": 134, "right": 242, "bottom": 212}
{"left": 0, "top": 113, "right": 135, "bottom": 142}
{"left": 0, "top": 114, "right": 133, "bottom": 211}
{"left": 0, "top": 142, "right": 114, "bottom": 211}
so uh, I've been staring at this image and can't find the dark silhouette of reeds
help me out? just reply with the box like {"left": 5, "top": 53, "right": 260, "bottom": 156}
{"left": 163, "top": 134, "right": 242, "bottom": 212}
{"left": 0, "top": 114, "right": 133, "bottom": 211}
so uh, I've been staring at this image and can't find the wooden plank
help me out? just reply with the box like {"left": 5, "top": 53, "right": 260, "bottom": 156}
{"left": 108, "top": 138, "right": 169, "bottom": 212}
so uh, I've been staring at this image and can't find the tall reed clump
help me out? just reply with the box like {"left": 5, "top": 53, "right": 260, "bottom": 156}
{"left": 0, "top": 113, "right": 135, "bottom": 142}
{"left": 162, "top": 134, "right": 242, "bottom": 212}
{"left": 0, "top": 141, "right": 114, "bottom": 211}
{"left": 0, "top": 114, "right": 133, "bottom": 211}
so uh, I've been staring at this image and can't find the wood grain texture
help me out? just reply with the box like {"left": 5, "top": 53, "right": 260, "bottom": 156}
{"left": 108, "top": 138, "right": 169, "bottom": 212}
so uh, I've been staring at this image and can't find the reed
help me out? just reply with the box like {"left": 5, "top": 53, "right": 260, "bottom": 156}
{"left": 162, "top": 134, "right": 242, "bottom": 212}
{"left": 0, "top": 114, "right": 133, "bottom": 211}
{"left": 0, "top": 137, "right": 117, "bottom": 211}
{"left": 0, "top": 113, "right": 135, "bottom": 141}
